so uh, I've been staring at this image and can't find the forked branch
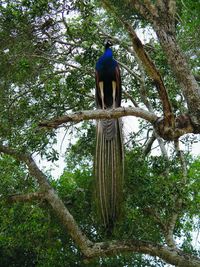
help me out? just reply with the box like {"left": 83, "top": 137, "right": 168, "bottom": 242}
{"left": 102, "top": 0, "right": 174, "bottom": 128}
{"left": 0, "top": 144, "right": 200, "bottom": 267}
{"left": 38, "top": 108, "right": 194, "bottom": 140}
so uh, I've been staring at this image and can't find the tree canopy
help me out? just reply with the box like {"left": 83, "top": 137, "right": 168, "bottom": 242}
{"left": 0, "top": 0, "right": 199, "bottom": 266}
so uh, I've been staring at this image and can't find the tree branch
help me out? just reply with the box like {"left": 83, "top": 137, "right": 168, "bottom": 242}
{"left": 0, "top": 144, "right": 200, "bottom": 266}
{"left": 154, "top": 114, "right": 194, "bottom": 140}
{"left": 143, "top": 206, "right": 166, "bottom": 231}
{"left": 127, "top": 1, "right": 200, "bottom": 130}
{"left": 38, "top": 107, "right": 157, "bottom": 129}
{"left": 37, "top": 108, "right": 195, "bottom": 140}
{"left": 121, "top": 21, "right": 174, "bottom": 126}
{"left": 0, "top": 145, "right": 93, "bottom": 253}
{"left": 118, "top": 60, "right": 141, "bottom": 81}
{"left": 164, "top": 140, "right": 187, "bottom": 248}
{"left": 143, "top": 132, "right": 156, "bottom": 156}
{"left": 8, "top": 192, "right": 45, "bottom": 202}
{"left": 174, "top": 139, "right": 188, "bottom": 183}
{"left": 149, "top": 3, "right": 200, "bottom": 129}
{"left": 134, "top": 47, "right": 169, "bottom": 160}
{"left": 88, "top": 240, "right": 200, "bottom": 267}
{"left": 165, "top": 197, "right": 182, "bottom": 248}
{"left": 102, "top": 0, "right": 174, "bottom": 128}
{"left": 123, "top": 91, "right": 139, "bottom": 107}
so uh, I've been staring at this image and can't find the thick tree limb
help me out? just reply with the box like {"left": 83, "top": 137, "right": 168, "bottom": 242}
{"left": 8, "top": 192, "right": 44, "bottom": 202}
{"left": 88, "top": 240, "right": 200, "bottom": 267}
{"left": 0, "top": 145, "right": 93, "bottom": 252}
{"left": 135, "top": 50, "right": 169, "bottom": 159}
{"left": 120, "top": 21, "right": 174, "bottom": 126}
{"left": 102, "top": 0, "right": 174, "bottom": 128}
{"left": 129, "top": 0, "right": 200, "bottom": 130}
{"left": 38, "top": 108, "right": 195, "bottom": 140}
{"left": 154, "top": 114, "right": 194, "bottom": 140}
{"left": 155, "top": 27, "right": 200, "bottom": 129}
{"left": 0, "top": 144, "right": 200, "bottom": 267}
{"left": 39, "top": 107, "right": 157, "bottom": 129}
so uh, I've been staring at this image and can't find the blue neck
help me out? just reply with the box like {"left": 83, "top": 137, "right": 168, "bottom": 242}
{"left": 99, "top": 48, "right": 113, "bottom": 64}
{"left": 104, "top": 48, "right": 113, "bottom": 58}
{"left": 96, "top": 47, "right": 117, "bottom": 71}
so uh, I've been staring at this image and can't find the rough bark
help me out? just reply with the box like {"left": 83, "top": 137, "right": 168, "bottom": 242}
{"left": 129, "top": 0, "right": 200, "bottom": 131}
{"left": 38, "top": 108, "right": 195, "bottom": 140}
{"left": 39, "top": 107, "right": 158, "bottom": 128}
{"left": 126, "top": 22, "right": 174, "bottom": 127}
{"left": 154, "top": 26, "right": 200, "bottom": 130}
{"left": 98, "top": 0, "right": 200, "bottom": 137}
{"left": 88, "top": 241, "right": 200, "bottom": 267}
{"left": 154, "top": 113, "right": 194, "bottom": 140}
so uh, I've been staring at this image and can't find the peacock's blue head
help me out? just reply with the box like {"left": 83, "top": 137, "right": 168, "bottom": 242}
{"left": 104, "top": 40, "right": 113, "bottom": 50}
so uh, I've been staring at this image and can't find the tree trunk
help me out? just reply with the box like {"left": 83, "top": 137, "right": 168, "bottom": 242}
{"left": 155, "top": 25, "right": 200, "bottom": 131}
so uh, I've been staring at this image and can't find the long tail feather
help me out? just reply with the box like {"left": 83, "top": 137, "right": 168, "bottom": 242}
{"left": 95, "top": 118, "right": 124, "bottom": 231}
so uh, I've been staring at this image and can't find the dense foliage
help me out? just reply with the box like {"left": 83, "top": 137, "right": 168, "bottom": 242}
{"left": 0, "top": 0, "right": 199, "bottom": 266}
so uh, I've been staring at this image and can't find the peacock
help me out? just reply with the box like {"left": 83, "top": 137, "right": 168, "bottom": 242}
{"left": 95, "top": 41, "right": 124, "bottom": 232}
